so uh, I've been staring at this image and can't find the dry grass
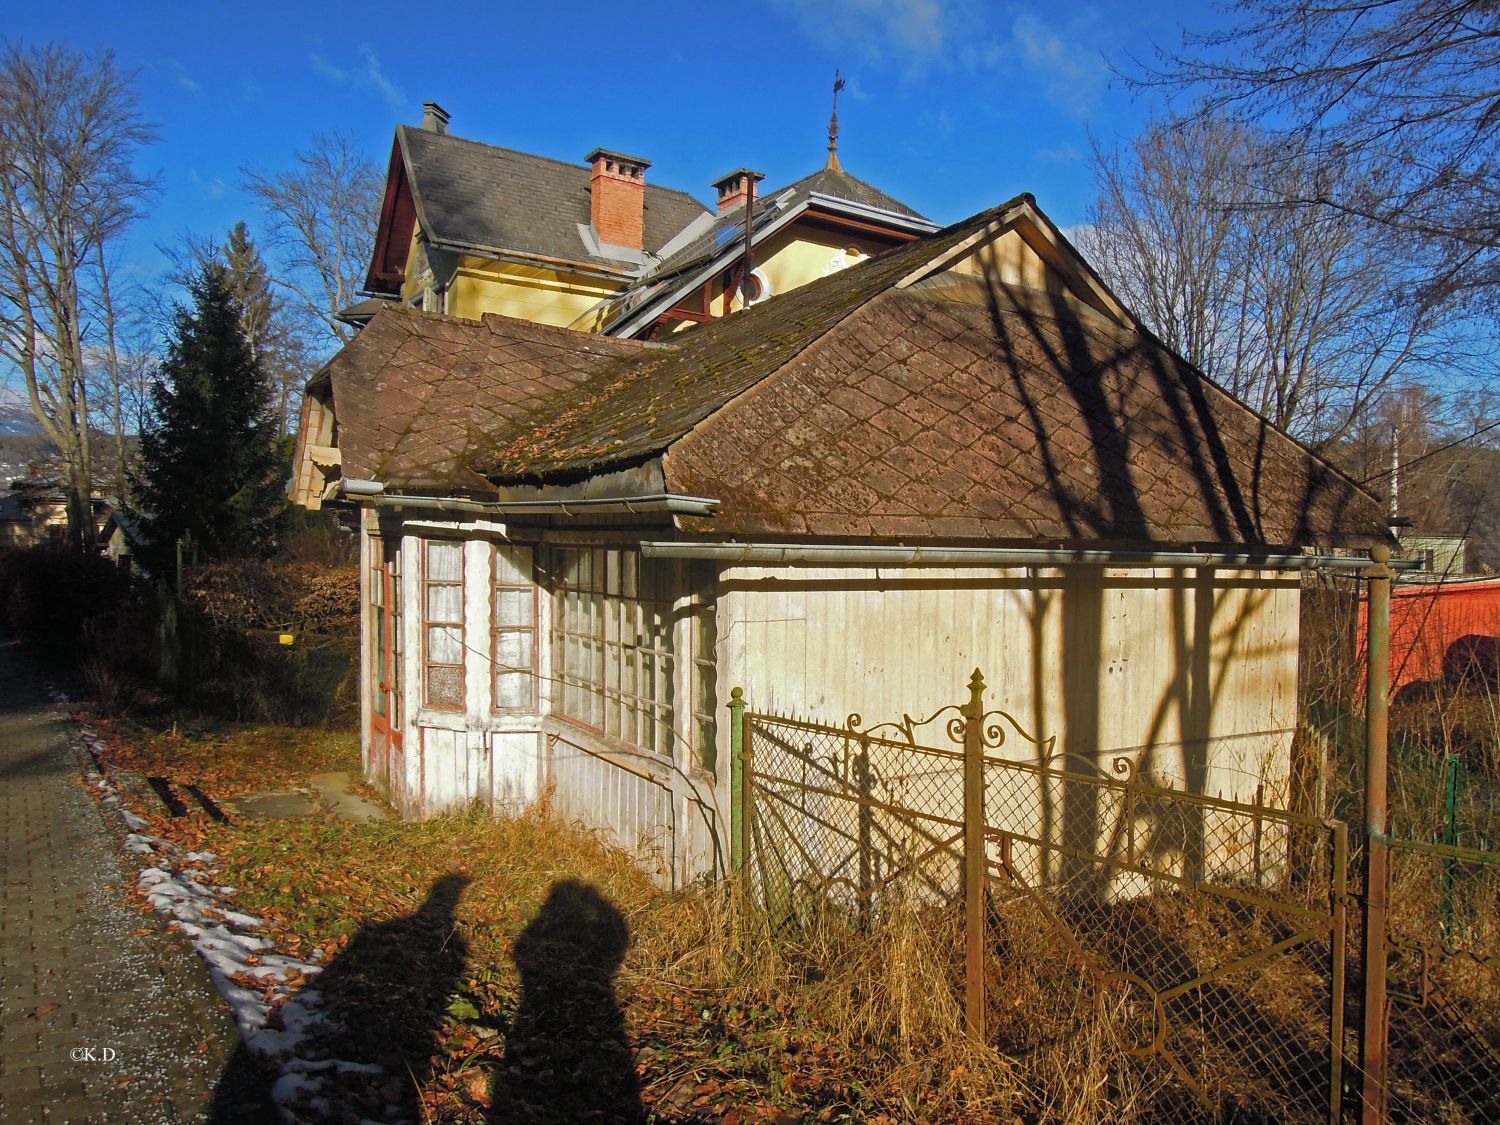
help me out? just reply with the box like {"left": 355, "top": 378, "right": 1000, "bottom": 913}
{"left": 90, "top": 700, "right": 1500, "bottom": 1123}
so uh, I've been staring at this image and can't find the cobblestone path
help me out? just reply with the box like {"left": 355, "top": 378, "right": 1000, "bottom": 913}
{"left": 0, "top": 640, "right": 245, "bottom": 1123}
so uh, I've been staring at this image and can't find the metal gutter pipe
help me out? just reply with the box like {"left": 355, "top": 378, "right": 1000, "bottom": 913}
{"left": 639, "top": 541, "right": 1417, "bottom": 571}
{"left": 348, "top": 486, "right": 719, "bottom": 518}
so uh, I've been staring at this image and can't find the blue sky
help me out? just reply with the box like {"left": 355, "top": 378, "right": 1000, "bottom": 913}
{"left": 7, "top": 0, "right": 1212, "bottom": 296}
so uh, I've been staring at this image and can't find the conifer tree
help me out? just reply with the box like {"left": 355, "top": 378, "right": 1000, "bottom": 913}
{"left": 136, "top": 262, "right": 286, "bottom": 570}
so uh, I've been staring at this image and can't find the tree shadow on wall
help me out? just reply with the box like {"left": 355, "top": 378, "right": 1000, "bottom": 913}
{"left": 489, "top": 878, "right": 645, "bottom": 1125}
{"left": 208, "top": 873, "right": 471, "bottom": 1122}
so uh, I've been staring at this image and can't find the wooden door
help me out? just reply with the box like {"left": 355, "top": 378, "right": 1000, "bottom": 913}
{"left": 369, "top": 537, "right": 404, "bottom": 802}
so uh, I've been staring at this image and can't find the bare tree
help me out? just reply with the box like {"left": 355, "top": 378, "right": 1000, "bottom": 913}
{"left": 243, "top": 133, "right": 380, "bottom": 348}
{"left": 1080, "top": 116, "right": 1460, "bottom": 444}
{"left": 1139, "top": 0, "right": 1500, "bottom": 313}
{"left": 0, "top": 42, "right": 155, "bottom": 551}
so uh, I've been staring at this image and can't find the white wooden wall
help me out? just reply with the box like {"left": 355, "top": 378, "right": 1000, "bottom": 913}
{"left": 363, "top": 535, "right": 1302, "bottom": 891}
{"left": 713, "top": 565, "right": 1302, "bottom": 807}
{"left": 712, "top": 564, "right": 1303, "bottom": 898}
{"left": 363, "top": 519, "right": 722, "bottom": 889}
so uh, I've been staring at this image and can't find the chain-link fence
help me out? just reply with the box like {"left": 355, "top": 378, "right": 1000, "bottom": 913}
{"left": 736, "top": 673, "right": 1350, "bottom": 1122}
{"left": 1380, "top": 838, "right": 1500, "bottom": 1123}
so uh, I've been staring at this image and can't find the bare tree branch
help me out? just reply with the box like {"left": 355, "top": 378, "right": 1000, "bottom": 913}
{"left": 242, "top": 133, "right": 380, "bottom": 349}
{"left": 1134, "top": 0, "right": 1500, "bottom": 312}
{"left": 1079, "top": 116, "right": 1468, "bottom": 445}
{"left": 0, "top": 41, "right": 156, "bottom": 551}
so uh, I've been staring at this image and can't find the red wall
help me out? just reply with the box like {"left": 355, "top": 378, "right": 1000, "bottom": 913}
{"left": 1361, "top": 578, "right": 1500, "bottom": 695}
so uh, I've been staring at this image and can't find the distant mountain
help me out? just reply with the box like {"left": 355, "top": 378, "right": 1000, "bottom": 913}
{"left": 0, "top": 432, "right": 52, "bottom": 491}
{"left": 0, "top": 403, "right": 39, "bottom": 436}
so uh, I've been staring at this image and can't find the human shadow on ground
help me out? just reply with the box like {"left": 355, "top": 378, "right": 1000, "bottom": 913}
{"left": 208, "top": 872, "right": 470, "bottom": 1122}
{"left": 488, "top": 878, "right": 645, "bottom": 1125}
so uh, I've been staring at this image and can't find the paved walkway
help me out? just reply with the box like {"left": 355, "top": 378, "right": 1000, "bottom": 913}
{"left": 0, "top": 640, "right": 244, "bottom": 1124}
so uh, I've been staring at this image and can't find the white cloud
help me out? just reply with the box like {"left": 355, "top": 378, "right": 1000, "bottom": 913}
{"left": 169, "top": 61, "right": 200, "bottom": 94}
{"left": 356, "top": 44, "right": 405, "bottom": 111}
{"left": 1008, "top": 12, "right": 1109, "bottom": 117}
{"left": 308, "top": 43, "right": 406, "bottom": 111}
{"left": 307, "top": 52, "right": 347, "bottom": 84}
{"left": 189, "top": 169, "right": 226, "bottom": 200}
{"left": 1036, "top": 142, "right": 1083, "bottom": 163}
{"left": 773, "top": 0, "right": 950, "bottom": 74}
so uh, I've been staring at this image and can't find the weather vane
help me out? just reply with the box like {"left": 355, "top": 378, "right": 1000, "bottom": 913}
{"left": 827, "top": 69, "right": 846, "bottom": 171}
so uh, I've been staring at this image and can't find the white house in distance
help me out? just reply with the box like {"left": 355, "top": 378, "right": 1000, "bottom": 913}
{"left": 292, "top": 194, "right": 1390, "bottom": 888}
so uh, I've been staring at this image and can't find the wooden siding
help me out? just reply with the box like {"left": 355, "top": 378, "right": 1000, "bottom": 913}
{"left": 365, "top": 524, "right": 1301, "bottom": 889}
{"left": 714, "top": 565, "right": 1302, "bottom": 807}
{"left": 549, "top": 733, "right": 677, "bottom": 880}
{"left": 716, "top": 565, "right": 1302, "bottom": 897}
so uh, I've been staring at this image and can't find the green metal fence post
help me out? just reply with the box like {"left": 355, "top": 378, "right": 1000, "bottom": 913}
{"left": 729, "top": 687, "right": 746, "bottom": 874}
{"left": 1442, "top": 750, "right": 1462, "bottom": 940}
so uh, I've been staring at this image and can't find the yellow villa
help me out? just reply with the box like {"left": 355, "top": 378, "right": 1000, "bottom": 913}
{"left": 348, "top": 101, "right": 938, "bottom": 335}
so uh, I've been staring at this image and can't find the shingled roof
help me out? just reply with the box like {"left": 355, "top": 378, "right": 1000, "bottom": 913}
{"left": 398, "top": 126, "right": 711, "bottom": 267}
{"left": 318, "top": 197, "right": 1389, "bottom": 549}
{"left": 637, "top": 163, "right": 934, "bottom": 288}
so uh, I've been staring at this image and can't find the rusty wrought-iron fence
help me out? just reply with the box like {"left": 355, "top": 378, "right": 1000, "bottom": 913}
{"left": 729, "top": 670, "right": 1351, "bottom": 1121}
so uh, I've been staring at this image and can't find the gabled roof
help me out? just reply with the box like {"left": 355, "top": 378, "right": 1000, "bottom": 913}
{"left": 600, "top": 163, "right": 937, "bottom": 336}
{"left": 376, "top": 126, "right": 711, "bottom": 280}
{"left": 319, "top": 196, "right": 1389, "bottom": 549}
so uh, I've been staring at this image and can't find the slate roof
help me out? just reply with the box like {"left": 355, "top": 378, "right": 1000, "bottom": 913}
{"left": 319, "top": 197, "right": 1389, "bottom": 549}
{"left": 323, "top": 307, "right": 644, "bottom": 494}
{"left": 399, "top": 126, "right": 711, "bottom": 268}
{"left": 638, "top": 164, "right": 933, "bottom": 287}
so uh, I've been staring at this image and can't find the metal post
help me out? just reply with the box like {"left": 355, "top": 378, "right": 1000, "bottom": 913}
{"left": 856, "top": 734, "right": 873, "bottom": 929}
{"left": 1330, "top": 821, "right": 1350, "bottom": 1125}
{"left": 962, "top": 668, "right": 987, "bottom": 1041}
{"left": 729, "top": 687, "right": 746, "bottom": 875}
{"left": 1442, "top": 750, "right": 1460, "bottom": 940}
{"left": 1361, "top": 544, "right": 1393, "bottom": 1125}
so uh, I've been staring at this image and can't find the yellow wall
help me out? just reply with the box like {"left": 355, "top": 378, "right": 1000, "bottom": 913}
{"left": 447, "top": 257, "right": 621, "bottom": 328}
{"left": 947, "top": 228, "right": 1058, "bottom": 293}
{"left": 711, "top": 225, "right": 897, "bottom": 317}
{"left": 397, "top": 229, "right": 624, "bottom": 328}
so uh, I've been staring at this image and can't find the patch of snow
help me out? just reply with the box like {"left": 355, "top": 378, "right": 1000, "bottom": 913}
{"left": 75, "top": 717, "right": 385, "bottom": 1124}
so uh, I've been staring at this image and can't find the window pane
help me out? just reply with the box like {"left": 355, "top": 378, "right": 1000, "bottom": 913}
{"left": 427, "top": 665, "right": 463, "bottom": 708}
{"left": 428, "top": 624, "right": 462, "bottom": 664}
{"left": 494, "top": 545, "right": 530, "bottom": 585}
{"left": 427, "top": 582, "right": 462, "bottom": 623}
{"left": 495, "top": 670, "right": 533, "bottom": 710}
{"left": 493, "top": 588, "right": 533, "bottom": 627}
{"left": 427, "top": 540, "right": 462, "bottom": 581}
{"left": 494, "top": 629, "right": 532, "bottom": 671}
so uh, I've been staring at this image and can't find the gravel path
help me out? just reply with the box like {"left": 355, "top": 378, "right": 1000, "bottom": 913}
{"left": 0, "top": 640, "right": 247, "bottom": 1124}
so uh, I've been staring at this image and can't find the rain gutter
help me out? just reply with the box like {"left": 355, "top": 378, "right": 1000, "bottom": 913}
{"left": 339, "top": 479, "right": 718, "bottom": 518}
{"left": 639, "top": 541, "right": 1418, "bottom": 571}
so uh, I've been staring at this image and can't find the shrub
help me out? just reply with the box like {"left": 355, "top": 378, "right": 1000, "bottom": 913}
{"left": 170, "top": 557, "right": 360, "bottom": 728}
{"left": 0, "top": 546, "right": 134, "bottom": 660}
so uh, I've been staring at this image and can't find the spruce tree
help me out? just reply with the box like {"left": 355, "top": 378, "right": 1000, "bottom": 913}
{"left": 136, "top": 262, "right": 286, "bottom": 570}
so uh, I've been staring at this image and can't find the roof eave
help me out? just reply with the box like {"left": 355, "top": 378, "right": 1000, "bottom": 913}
{"left": 803, "top": 192, "right": 940, "bottom": 233}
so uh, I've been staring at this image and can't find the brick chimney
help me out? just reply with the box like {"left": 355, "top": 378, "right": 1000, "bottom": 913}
{"left": 421, "top": 101, "right": 450, "bottom": 134}
{"left": 711, "top": 168, "right": 765, "bottom": 213}
{"left": 586, "top": 148, "right": 651, "bottom": 251}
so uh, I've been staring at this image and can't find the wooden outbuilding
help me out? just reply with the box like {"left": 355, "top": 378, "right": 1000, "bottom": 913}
{"left": 294, "top": 195, "right": 1389, "bottom": 886}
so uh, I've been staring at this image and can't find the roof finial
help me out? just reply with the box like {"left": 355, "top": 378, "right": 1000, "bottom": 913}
{"left": 826, "top": 69, "right": 846, "bottom": 172}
